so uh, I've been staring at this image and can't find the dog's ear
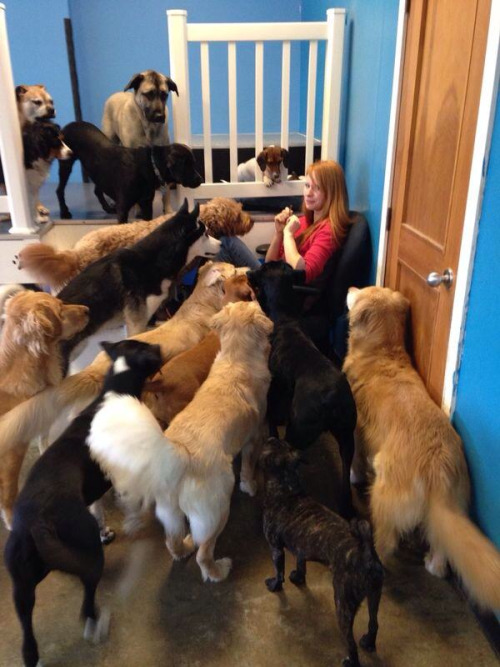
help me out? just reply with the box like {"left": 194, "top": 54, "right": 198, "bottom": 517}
{"left": 201, "top": 264, "right": 223, "bottom": 287}
{"left": 124, "top": 73, "right": 145, "bottom": 92}
{"left": 100, "top": 340, "right": 118, "bottom": 360}
{"left": 15, "top": 85, "right": 28, "bottom": 100}
{"left": 179, "top": 197, "right": 189, "bottom": 213}
{"left": 191, "top": 202, "right": 201, "bottom": 219}
{"left": 256, "top": 150, "right": 267, "bottom": 173}
{"left": 166, "top": 77, "right": 179, "bottom": 96}
{"left": 281, "top": 148, "right": 289, "bottom": 168}
{"left": 60, "top": 304, "right": 89, "bottom": 340}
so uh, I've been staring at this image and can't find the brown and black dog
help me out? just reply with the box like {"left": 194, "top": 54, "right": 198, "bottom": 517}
{"left": 238, "top": 145, "right": 289, "bottom": 186}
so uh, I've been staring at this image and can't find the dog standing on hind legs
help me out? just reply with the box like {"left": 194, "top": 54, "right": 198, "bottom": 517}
{"left": 261, "top": 438, "right": 383, "bottom": 667}
{"left": 4, "top": 339, "right": 163, "bottom": 667}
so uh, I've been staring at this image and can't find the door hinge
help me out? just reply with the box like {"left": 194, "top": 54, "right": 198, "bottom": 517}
{"left": 386, "top": 207, "right": 392, "bottom": 231}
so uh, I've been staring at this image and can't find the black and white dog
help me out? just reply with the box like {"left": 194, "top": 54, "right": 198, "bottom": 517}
{"left": 56, "top": 199, "right": 221, "bottom": 367}
{"left": 0, "top": 121, "right": 72, "bottom": 224}
{"left": 261, "top": 438, "right": 383, "bottom": 667}
{"left": 4, "top": 339, "right": 163, "bottom": 667}
{"left": 56, "top": 121, "right": 203, "bottom": 222}
{"left": 248, "top": 261, "right": 357, "bottom": 517}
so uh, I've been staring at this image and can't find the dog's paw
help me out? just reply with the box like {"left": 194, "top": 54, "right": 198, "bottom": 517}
{"left": 83, "top": 608, "right": 110, "bottom": 644}
{"left": 265, "top": 577, "right": 283, "bottom": 593}
{"left": 202, "top": 557, "right": 232, "bottom": 582}
{"left": 181, "top": 534, "right": 196, "bottom": 557}
{"left": 359, "top": 633, "right": 376, "bottom": 653}
{"left": 239, "top": 478, "right": 257, "bottom": 496}
{"left": 100, "top": 526, "right": 116, "bottom": 545}
{"left": 36, "top": 204, "right": 50, "bottom": 217}
{"left": 289, "top": 569, "right": 306, "bottom": 586}
{"left": 60, "top": 209, "right": 72, "bottom": 220}
{"left": 263, "top": 176, "right": 273, "bottom": 187}
{"left": 424, "top": 551, "right": 448, "bottom": 578}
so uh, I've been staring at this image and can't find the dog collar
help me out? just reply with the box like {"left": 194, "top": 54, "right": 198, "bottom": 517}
{"left": 150, "top": 150, "right": 166, "bottom": 186}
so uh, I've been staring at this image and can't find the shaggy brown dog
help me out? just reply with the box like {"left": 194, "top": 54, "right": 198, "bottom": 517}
{"left": 0, "top": 262, "right": 239, "bottom": 494}
{"left": 143, "top": 273, "right": 255, "bottom": 427}
{"left": 0, "top": 289, "right": 89, "bottom": 528}
{"left": 17, "top": 198, "right": 253, "bottom": 291}
{"left": 343, "top": 286, "right": 500, "bottom": 611}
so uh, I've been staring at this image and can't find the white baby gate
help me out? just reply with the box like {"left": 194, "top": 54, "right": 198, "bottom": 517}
{"left": 167, "top": 8, "right": 346, "bottom": 207}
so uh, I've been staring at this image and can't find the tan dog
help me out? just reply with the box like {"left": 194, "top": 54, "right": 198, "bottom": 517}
{"left": 237, "top": 145, "right": 289, "bottom": 186}
{"left": 88, "top": 301, "right": 273, "bottom": 582}
{"left": 143, "top": 273, "right": 255, "bottom": 427}
{"left": 343, "top": 286, "right": 500, "bottom": 611}
{"left": 0, "top": 262, "right": 239, "bottom": 490}
{"left": 18, "top": 198, "right": 253, "bottom": 291}
{"left": 16, "top": 84, "right": 56, "bottom": 129}
{"left": 0, "top": 289, "right": 89, "bottom": 528}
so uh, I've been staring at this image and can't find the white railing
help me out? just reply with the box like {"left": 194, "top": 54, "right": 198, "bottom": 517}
{"left": 167, "top": 8, "right": 346, "bottom": 206}
{"left": 0, "top": 3, "right": 38, "bottom": 234}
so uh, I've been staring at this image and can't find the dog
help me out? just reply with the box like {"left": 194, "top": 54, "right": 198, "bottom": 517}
{"left": 343, "top": 286, "right": 500, "bottom": 611}
{"left": 248, "top": 261, "right": 357, "bottom": 517}
{"left": 0, "top": 121, "right": 72, "bottom": 224}
{"left": 17, "top": 198, "right": 253, "bottom": 291}
{"left": 4, "top": 339, "right": 163, "bottom": 667}
{"left": 237, "top": 145, "right": 289, "bottom": 186}
{"left": 101, "top": 70, "right": 178, "bottom": 148}
{"left": 56, "top": 121, "right": 202, "bottom": 222}
{"left": 54, "top": 200, "right": 220, "bottom": 369}
{"left": 88, "top": 301, "right": 273, "bottom": 582}
{"left": 143, "top": 272, "right": 256, "bottom": 427}
{"left": 16, "top": 84, "right": 56, "bottom": 129}
{"left": 260, "top": 437, "right": 383, "bottom": 667}
{"left": 0, "top": 289, "right": 89, "bottom": 529}
{"left": 0, "top": 262, "right": 239, "bottom": 477}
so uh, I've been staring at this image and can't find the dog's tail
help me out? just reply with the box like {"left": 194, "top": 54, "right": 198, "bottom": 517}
{"left": 0, "top": 363, "right": 105, "bottom": 456}
{"left": 30, "top": 521, "right": 102, "bottom": 575}
{"left": 427, "top": 494, "right": 500, "bottom": 610}
{"left": 88, "top": 393, "right": 188, "bottom": 507}
{"left": 18, "top": 242, "right": 80, "bottom": 290}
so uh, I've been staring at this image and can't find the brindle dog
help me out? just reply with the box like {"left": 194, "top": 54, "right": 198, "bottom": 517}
{"left": 101, "top": 69, "right": 178, "bottom": 148}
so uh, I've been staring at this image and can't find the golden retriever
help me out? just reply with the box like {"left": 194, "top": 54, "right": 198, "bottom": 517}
{"left": 0, "top": 262, "right": 240, "bottom": 491}
{"left": 88, "top": 301, "right": 273, "bottom": 582}
{"left": 343, "top": 286, "right": 500, "bottom": 611}
{"left": 0, "top": 289, "right": 89, "bottom": 528}
{"left": 17, "top": 198, "right": 253, "bottom": 291}
{"left": 143, "top": 273, "right": 255, "bottom": 427}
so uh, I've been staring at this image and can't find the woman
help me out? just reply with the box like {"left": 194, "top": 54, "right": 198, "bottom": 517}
{"left": 265, "top": 160, "right": 351, "bottom": 284}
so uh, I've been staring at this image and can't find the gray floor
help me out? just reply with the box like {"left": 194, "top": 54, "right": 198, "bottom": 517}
{"left": 0, "top": 434, "right": 498, "bottom": 667}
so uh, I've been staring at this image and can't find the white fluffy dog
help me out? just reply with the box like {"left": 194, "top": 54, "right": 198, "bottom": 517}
{"left": 88, "top": 301, "right": 273, "bottom": 582}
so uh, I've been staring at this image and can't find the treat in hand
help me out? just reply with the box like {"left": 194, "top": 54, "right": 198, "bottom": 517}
{"left": 284, "top": 214, "right": 301, "bottom": 235}
{"left": 274, "top": 206, "right": 293, "bottom": 233}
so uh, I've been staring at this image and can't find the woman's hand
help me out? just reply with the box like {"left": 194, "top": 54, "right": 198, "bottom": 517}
{"left": 274, "top": 206, "right": 292, "bottom": 233}
{"left": 284, "top": 214, "right": 300, "bottom": 236}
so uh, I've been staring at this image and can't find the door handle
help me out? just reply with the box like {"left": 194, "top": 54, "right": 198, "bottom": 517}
{"left": 426, "top": 268, "right": 454, "bottom": 288}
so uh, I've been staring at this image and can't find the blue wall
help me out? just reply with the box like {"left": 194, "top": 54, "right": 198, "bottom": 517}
{"left": 453, "top": 99, "right": 500, "bottom": 548}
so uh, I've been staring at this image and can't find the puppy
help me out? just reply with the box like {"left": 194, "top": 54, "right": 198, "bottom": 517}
{"left": 237, "top": 145, "right": 289, "bottom": 186}
{"left": 102, "top": 70, "right": 178, "bottom": 148}
{"left": 143, "top": 273, "right": 255, "bottom": 427}
{"left": 88, "top": 301, "right": 273, "bottom": 582}
{"left": 16, "top": 84, "right": 56, "bottom": 129}
{"left": 17, "top": 198, "right": 253, "bottom": 291}
{"left": 57, "top": 121, "right": 202, "bottom": 222}
{"left": 4, "top": 340, "right": 163, "bottom": 667}
{"left": 0, "top": 262, "right": 239, "bottom": 470}
{"left": 248, "top": 261, "right": 357, "bottom": 517}
{"left": 261, "top": 437, "right": 383, "bottom": 667}
{"left": 343, "top": 286, "right": 500, "bottom": 611}
{"left": 0, "top": 289, "right": 89, "bottom": 528}
{"left": 55, "top": 200, "right": 220, "bottom": 367}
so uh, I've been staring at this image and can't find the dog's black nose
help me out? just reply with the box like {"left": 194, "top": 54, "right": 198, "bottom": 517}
{"left": 44, "top": 109, "right": 56, "bottom": 119}
{"left": 153, "top": 114, "right": 166, "bottom": 123}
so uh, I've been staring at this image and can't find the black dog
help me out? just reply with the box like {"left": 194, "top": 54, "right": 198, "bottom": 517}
{"left": 55, "top": 199, "right": 220, "bottom": 368}
{"left": 4, "top": 339, "right": 163, "bottom": 667}
{"left": 261, "top": 438, "right": 383, "bottom": 667}
{"left": 248, "top": 261, "right": 357, "bottom": 517}
{"left": 56, "top": 120, "right": 203, "bottom": 222}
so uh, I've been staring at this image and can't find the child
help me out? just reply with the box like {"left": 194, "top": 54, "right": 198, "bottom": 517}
{"left": 265, "top": 160, "right": 351, "bottom": 284}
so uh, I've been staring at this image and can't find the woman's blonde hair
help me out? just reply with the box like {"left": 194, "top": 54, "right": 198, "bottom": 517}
{"left": 298, "top": 160, "right": 351, "bottom": 248}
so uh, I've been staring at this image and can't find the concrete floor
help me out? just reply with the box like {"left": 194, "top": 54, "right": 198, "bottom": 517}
{"left": 0, "top": 434, "right": 498, "bottom": 667}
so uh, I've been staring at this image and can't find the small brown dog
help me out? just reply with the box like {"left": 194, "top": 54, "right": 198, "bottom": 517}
{"left": 343, "top": 286, "right": 500, "bottom": 611}
{"left": 143, "top": 273, "right": 255, "bottom": 427}
{"left": 0, "top": 289, "right": 89, "bottom": 528}
{"left": 237, "top": 145, "right": 289, "bottom": 186}
{"left": 16, "top": 84, "right": 56, "bottom": 129}
{"left": 18, "top": 198, "right": 253, "bottom": 291}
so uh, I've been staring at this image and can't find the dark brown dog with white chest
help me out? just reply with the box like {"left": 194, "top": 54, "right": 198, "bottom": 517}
{"left": 261, "top": 437, "right": 383, "bottom": 667}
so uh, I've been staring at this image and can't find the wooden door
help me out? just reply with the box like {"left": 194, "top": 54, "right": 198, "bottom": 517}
{"left": 385, "top": 0, "right": 491, "bottom": 403}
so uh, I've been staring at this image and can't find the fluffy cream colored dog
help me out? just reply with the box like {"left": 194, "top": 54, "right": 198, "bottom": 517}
{"left": 88, "top": 301, "right": 273, "bottom": 582}
{"left": 343, "top": 286, "right": 500, "bottom": 611}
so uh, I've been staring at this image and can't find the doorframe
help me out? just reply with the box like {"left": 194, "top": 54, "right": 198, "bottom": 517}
{"left": 376, "top": 0, "right": 500, "bottom": 416}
